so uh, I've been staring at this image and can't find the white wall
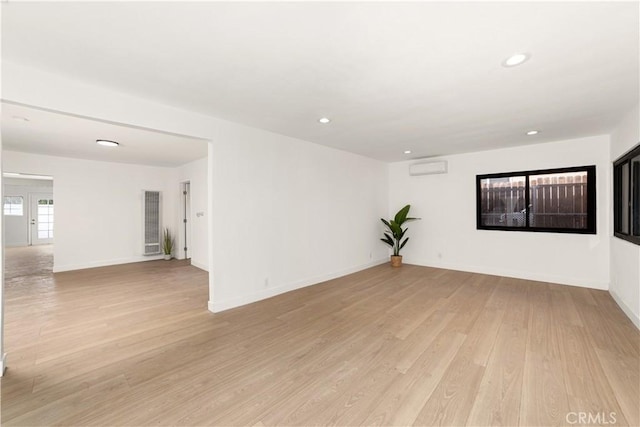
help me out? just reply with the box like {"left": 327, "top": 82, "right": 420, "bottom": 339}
{"left": 210, "top": 123, "right": 389, "bottom": 310}
{"left": 3, "top": 178, "right": 53, "bottom": 247}
{"left": 2, "top": 61, "right": 390, "bottom": 313}
{"left": 3, "top": 151, "right": 179, "bottom": 272}
{"left": 389, "top": 135, "right": 611, "bottom": 289}
{"left": 610, "top": 104, "right": 640, "bottom": 328}
{"left": 174, "top": 157, "right": 208, "bottom": 270}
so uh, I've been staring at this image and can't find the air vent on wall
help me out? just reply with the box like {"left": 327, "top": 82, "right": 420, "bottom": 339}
{"left": 409, "top": 160, "right": 448, "bottom": 176}
{"left": 142, "top": 190, "right": 162, "bottom": 255}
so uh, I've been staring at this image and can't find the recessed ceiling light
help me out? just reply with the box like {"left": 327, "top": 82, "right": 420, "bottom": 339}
{"left": 404, "top": 150, "right": 412, "bottom": 154}
{"left": 96, "top": 139, "right": 119, "bottom": 147}
{"left": 526, "top": 130, "right": 540, "bottom": 136}
{"left": 502, "top": 53, "right": 531, "bottom": 67}
{"left": 12, "top": 116, "right": 30, "bottom": 122}
{"left": 318, "top": 117, "right": 331, "bottom": 124}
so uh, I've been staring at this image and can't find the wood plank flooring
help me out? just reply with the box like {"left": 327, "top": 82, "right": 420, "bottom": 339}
{"left": 1, "top": 246, "right": 638, "bottom": 426}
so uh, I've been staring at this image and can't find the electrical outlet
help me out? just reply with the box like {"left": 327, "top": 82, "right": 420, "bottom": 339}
{"left": 264, "top": 278, "right": 269, "bottom": 287}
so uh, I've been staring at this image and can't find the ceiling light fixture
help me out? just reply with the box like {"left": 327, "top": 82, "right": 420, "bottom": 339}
{"left": 3, "top": 172, "right": 53, "bottom": 180}
{"left": 96, "top": 139, "right": 119, "bottom": 147}
{"left": 502, "top": 53, "right": 531, "bottom": 67}
{"left": 526, "top": 130, "right": 540, "bottom": 136}
{"left": 404, "top": 150, "right": 412, "bottom": 154}
{"left": 318, "top": 117, "right": 331, "bottom": 124}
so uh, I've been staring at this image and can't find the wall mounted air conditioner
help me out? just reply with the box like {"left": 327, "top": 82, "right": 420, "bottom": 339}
{"left": 409, "top": 160, "right": 448, "bottom": 176}
{"left": 142, "top": 190, "right": 162, "bottom": 255}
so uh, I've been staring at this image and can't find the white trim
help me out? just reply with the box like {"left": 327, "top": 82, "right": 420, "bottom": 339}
{"left": 53, "top": 255, "right": 164, "bottom": 273}
{"left": 401, "top": 258, "right": 609, "bottom": 290}
{"left": 190, "top": 260, "right": 208, "bottom": 272}
{"left": 209, "top": 258, "right": 388, "bottom": 313}
{"left": 207, "top": 142, "right": 215, "bottom": 312}
{"left": 0, "top": 353, "right": 6, "bottom": 377}
{"left": 609, "top": 288, "right": 640, "bottom": 330}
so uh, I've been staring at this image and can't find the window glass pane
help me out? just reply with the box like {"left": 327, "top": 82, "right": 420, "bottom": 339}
{"left": 529, "top": 171, "right": 587, "bottom": 230}
{"left": 38, "top": 205, "right": 50, "bottom": 215}
{"left": 632, "top": 157, "right": 640, "bottom": 236}
{"left": 529, "top": 171, "right": 588, "bottom": 229}
{"left": 35, "top": 200, "right": 54, "bottom": 239}
{"left": 479, "top": 176, "right": 526, "bottom": 227}
{"left": 3, "top": 196, "right": 24, "bottom": 216}
{"left": 620, "top": 162, "right": 630, "bottom": 234}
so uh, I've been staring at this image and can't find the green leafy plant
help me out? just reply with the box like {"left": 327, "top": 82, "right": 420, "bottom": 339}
{"left": 381, "top": 205, "right": 420, "bottom": 256}
{"left": 163, "top": 228, "right": 174, "bottom": 256}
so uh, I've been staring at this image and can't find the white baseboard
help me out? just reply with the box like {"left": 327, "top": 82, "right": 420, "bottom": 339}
{"left": 53, "top": 255, "right": 164, "bottom": 273}
{"left": 0, "top": 353, "right": 6, "bottom": 377}
{"left": 403, "top": 258, "right": 609, "bottom": 291}
{"left": 190, "top": 260, "right": 208, "bottom": 272}
{"left": 609, "top": 289, "right": 640, "bottom": 330}
{"left": 209, "top": 258, "right": 388, "bottom": 313}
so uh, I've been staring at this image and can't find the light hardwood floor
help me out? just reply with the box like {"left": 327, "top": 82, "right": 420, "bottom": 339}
{"left": 1, "top": 246, "right": 638, "bottom": 426}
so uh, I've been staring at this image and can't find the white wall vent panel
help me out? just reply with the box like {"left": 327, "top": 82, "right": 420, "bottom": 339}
{"left": 409, "top": 160, "right": 448, "bottom": 176}
{"left": 143, "top": 190, "right": 162, "bottom": 255}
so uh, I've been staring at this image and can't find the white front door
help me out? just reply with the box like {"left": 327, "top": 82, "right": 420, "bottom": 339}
{"left": 30, "top": 193, "right": 54, "bottom": 245}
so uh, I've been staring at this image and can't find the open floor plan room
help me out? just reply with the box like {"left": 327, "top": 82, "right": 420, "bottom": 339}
{"left": 1, "top": 2, "right": 639, "bottom": 426}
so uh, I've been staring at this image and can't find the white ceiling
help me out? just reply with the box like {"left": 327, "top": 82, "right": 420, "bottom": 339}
{"left": 1, "top": 103, "right": 208, "bottom": 167}
{"left": 2, "top": 2, "right": 638, "bottom": 162}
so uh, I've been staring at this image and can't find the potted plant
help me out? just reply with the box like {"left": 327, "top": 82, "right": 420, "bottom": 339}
{"left": 381, "top": 204, "right": 420, "bottom": 267}
{"left": 163, "top": 228, "right": 174, "bottom": 260}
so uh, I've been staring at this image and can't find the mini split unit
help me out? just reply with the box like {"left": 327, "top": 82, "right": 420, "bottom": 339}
{"left": 409, "top": 160, "right": 448, "bottom": 176}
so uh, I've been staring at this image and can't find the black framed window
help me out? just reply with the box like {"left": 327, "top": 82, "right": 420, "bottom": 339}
{"left": 614, "top": 143, "right": 640, "bottom": 245}
{"left": 477, "top": 165, "right": 596, "bottom": 234}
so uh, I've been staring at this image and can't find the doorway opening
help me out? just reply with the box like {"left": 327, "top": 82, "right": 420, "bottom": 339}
{"left": 3, "top": 173, "right": 55, "bottom": 287}
{"left": 3, "top": 173, "right": 54, "bottom": 248}
{"left": 0, "top": 102, "right": 214, "bottom": 379}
